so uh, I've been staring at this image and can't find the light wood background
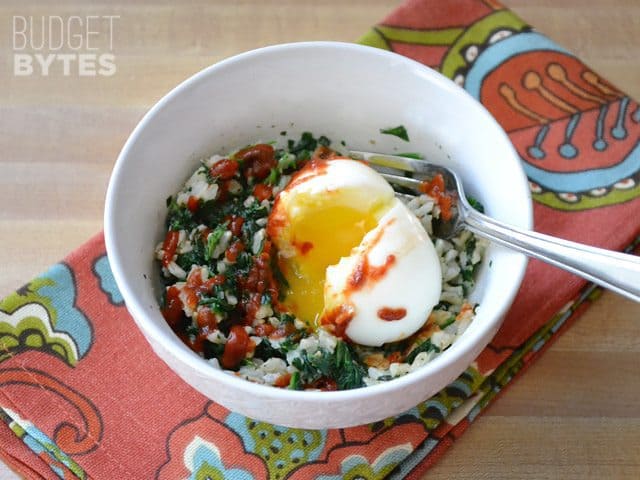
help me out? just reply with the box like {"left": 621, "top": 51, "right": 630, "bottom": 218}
{"left": 1, "top": 1, "right": 639, "bottom": 478}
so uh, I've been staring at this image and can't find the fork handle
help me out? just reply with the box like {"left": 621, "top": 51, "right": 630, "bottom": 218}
{"left": 464, "top": 209, "right": 640, "bottom": 303}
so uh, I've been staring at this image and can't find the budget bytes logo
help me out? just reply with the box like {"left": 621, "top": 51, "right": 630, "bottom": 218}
{"left": 13, "top": 15, "right": 119, "bottom": 76}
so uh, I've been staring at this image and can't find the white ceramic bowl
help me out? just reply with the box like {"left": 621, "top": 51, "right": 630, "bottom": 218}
{"left": 105, "top": 41, "right": 532, "bottom": 429}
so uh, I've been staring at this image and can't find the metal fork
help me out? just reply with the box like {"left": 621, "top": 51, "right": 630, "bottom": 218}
{"left": 350, "top": 151, "right": 640, "bottom": 303}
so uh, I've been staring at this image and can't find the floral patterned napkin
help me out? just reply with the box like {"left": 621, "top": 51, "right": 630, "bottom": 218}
{"left": 1, "top": 0, "right": 639, "bottom": 478}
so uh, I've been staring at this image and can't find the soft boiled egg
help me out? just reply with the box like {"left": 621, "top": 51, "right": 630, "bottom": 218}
{"left": 267, "top": 158, "right": 442, "bottom": 346}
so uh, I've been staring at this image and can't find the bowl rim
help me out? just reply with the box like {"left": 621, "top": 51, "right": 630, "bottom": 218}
{"left": 104, "top": 41, "right": 532, "bottom": 405}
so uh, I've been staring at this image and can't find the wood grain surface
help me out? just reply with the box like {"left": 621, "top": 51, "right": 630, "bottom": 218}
{"left": 1, "top": 1, "right": 639, "bottom": 478}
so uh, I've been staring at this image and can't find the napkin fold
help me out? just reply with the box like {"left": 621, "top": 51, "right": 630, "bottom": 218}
{"left": 2, "top": 0, "right": 639, "bottom": 478}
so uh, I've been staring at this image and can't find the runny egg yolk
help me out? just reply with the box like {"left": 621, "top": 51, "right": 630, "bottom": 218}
{"left": 279, "top": 202, "right": 386, "bottom": 324}
{"left": 268, "top": 157, "right": 442, "bottom": 346}
{"left": 267, "top": 159, "right": 395, "bottom": 325}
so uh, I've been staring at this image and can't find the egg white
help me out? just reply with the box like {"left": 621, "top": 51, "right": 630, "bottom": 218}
{"left": 324, "top": 199, "right": 442, "bottom": 346}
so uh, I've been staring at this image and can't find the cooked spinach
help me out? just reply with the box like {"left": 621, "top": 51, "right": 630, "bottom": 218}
{"left": 264, "top": 167, "right": 280, "bottom": 186}
{"left": 287, "top": 131, "right": 330, "bottom": 161}
{"left": 437, "top": 315, "right": 456, "bottom": 329}
{"left": 288, "top": 371, "right": 302, "bottom": 390}
{"left": 292, "top": 350, "right": 333, "bottom": 385}
{"left": 405, "top": 339, "right": 440, "bottom": 364}
{"left": 278, "top": 313, "right": 297, "bottom": 324}
{"left": 380, "top": 125, "right": 409, "bottom": 142}
{"left": 203, "top": 340, "right": 225, "bottom": 360}
{"left": 318, "top": 135, "right": 331, "bottom": 147}
{"left": 291, "top": 340, "right": 365, "bottom": 390}
{"left": 277, "top": 151, "right": 297, "bottom": 170}
{"left": 333, "top": 341, "right": 366, "bottom": 390}
{"left": 198, "top": 293, "right": 235, "bottom": 314}
{"left": 166, "top": 197, "right": 195, "bottom": 231}
{"left": 461, "top": 266, "right": 475, "bottom": 283}
{"left": 205, "top": 225, "right": 227, "bottom": 261}
{"left": 175, "top": 236, "right": 206, "bottom": 273}
{"left": 397, "top": 152, "right": 424, "bottom": 159}
{"left": 254, "top": 338, "right": 286, "bottom": 361}
{"left": 466, "top": 195, "right": 485, "bottom": 213}
{"left": 278, "top": 334, "right": 300, "bottom": 353}
{"left": 465, "top": 236, "right": 477, "bottom": 257}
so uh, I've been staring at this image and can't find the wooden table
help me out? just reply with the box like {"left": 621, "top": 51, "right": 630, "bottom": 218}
{"left": 1, "top": 1, "right": 638, "bottom": 478}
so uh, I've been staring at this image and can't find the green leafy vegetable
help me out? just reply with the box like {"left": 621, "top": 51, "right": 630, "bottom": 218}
{"left": 288, "top": 371, "right": 302, "bottom": 390}
{"left": 466, "top": 195, "right": 485, "bottom": 213}
{"left": 185, "top": 324, "right": 198, "bottom": 336}
{"left": 279, "top": 313, "right": 296, "bottom": 324}
{"left": 461, "top": 263, "right": 480, "bottom": 293}
{"left": 461, "top": 266, "right": 474, "bottom": 283}
{"left": 264, "top": 167, "right": 280, "bottom": 186}
{"left": 292, "top": 350, "right": 332, "bottom": 384}
{"left": 196, "top": 196, "right": 267, "bottom": 235}
{"left": 201, "top": 164, "right": 217, "bottom": 184}
{"left": 465, "top": 236, "right": 477, "bottom": 257}
{"left": 205, "top": 225, "right": 226, "bottom": 261}
{"left": 397, "top": 152, "right": 424, "bottom": 160}
{"left": 380, "top": 125, "right": 409, "bottom": 142}
{"left": 254, "top": 338, "right": 286, "bottom": 361}
{"left": 277, "top": 152, "right": 297, "bottom": 170}
{"left": 221, "top": 251, "right": 254, "bottom": 294}
{"left": 437, "top": 315, "right": 456, "bottom": 329}
{"left": 198, "top": 297, "right": 234, "bottom": 313}
{"left": 333, "top": 341, "right": 366, "bottom": 390}
{"left": 287, "top": 132, "right": 320, "bottom": 161}
{"left": 318, "top": 135, "right": 331, "bottom": 147}
{"left": 279, "top": 334, "right": 302, "bottom": 353}
{"left": 405, "top": 339, "right": 440, "bottom": 364}
{"left": 203, "top": 340, "right": 225, "bottom": 360}
{"left": 166, "top": 197, "right": 195, "bottom": 231}
{"left": 434, "top": 301, "right": 452, "bottom": 311}
{"left": 291, "top": 340, "right": 365, "bottom": 390}
{"left": 175, "top": 235, "right": 206, "bottom": 273}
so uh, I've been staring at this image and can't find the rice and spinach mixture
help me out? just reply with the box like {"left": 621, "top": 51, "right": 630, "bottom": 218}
{"left": 156, "top": 133, "right": 486, "bottom": 391}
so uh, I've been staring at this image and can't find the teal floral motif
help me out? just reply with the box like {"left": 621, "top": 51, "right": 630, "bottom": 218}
{"left": 317, "top": 445, "right": 413, "bottom": 480}
{"left": 374, "top": 366, "right": 485, "bottom": 431}
{"left": 185, "top": 436, "right": 256, "bottom": 480}
{"left": 225, "top": 412, "right": 326, "bottom": 479}
{"left": 92, "top": 255, "right": 124, "bottom": 306}
{"left": 157, "top": 402, "right": 268, "bottom": 479}
{"left": 0, "top": 263, "right": 93, "bottom": 365}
